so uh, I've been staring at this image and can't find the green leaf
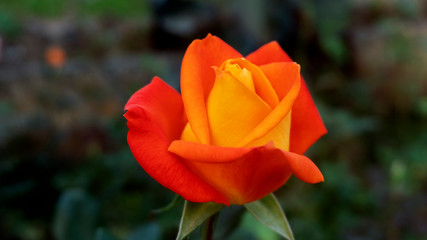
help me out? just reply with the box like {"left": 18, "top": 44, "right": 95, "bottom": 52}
{"left": 176, "top": 201, "right": 224, "bottom": 240}
{"left": 244, "top": 194, "right": 295, "bottom": 240}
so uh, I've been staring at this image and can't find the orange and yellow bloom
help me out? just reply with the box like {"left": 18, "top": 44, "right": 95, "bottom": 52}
{"left": 125, "top": 34, "right": 326, "bottom": 205}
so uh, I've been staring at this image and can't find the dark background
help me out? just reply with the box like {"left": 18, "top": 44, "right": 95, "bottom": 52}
{"left": 1, "top": 0, "right": 426, "bottom": 239}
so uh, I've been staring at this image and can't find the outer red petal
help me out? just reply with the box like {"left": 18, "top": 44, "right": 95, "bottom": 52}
{"left": 169, "top": 140, "right": 322, "bottom": 205}
{"left": 290, "top": 80, "right": 327, "bottom": 154}
{"left": 181, "top": 34, "right": 242, "bottom": 144}
{"left": 125, "top": 77, "right": 185, "bottom": 140}
{"left": 246, "top": 41, "right": 327, "bottom": 154}
{"left": 124, "top": 77, "right": 228, "bottom": 205}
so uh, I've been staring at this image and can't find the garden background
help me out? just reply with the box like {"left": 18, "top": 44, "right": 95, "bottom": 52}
{"left": 0, "top": 0, "right": 426, "bottom": 239}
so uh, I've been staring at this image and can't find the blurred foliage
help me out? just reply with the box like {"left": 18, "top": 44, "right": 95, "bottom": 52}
{"left": 0, "top": 0, "right": 151, "bottom": 18}
{"left": 1, "top": 0, "right": 427, "bottom": 239}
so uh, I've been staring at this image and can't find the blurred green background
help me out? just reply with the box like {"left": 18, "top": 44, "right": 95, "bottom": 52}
{"left": 1, "top": 0, "right": 426, "bottom": 239}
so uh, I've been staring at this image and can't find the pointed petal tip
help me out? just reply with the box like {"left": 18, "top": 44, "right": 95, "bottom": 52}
{"left": 295, "top": 63, "right": 301, "bottom": 71}
{"left": 193, "top": 33, "right": 216, "bottom": 44}
{"left": 311, "top": 172, "right": 324, "bottom": 184}
{"left": 281, "top": 150, "right": 324, "bottom": 184}
{"left": 318, "top": 171, "right": 325, "bottom": 182}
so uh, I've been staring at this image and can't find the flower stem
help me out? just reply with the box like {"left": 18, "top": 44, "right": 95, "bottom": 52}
{"left": 202, "top": 214, "right": 217, "bottom": 240}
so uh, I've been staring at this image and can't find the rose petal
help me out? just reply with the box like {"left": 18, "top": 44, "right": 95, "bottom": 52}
{"left": 180, "top": 122, "right": 199, "bottom": 143}
{"left": 229, "top": 58, "right": 279, "bottom": 108}
{"left": 246, "top": 41, "right": 327, "bottom": 154}
{"left": 237, "top": 64, "right": 301, "bottom": 148}
{"left": 280, "top": 150, "right": 324, "bottom": 183}
{"left": 125, "top": 77, "right": 186, "bottom": 140}
{"left": 239, "top": 63, "right": 303, "bottom": 150}
{"left": 169, "top": 141, "right": 292, "bottom": 204}
{"left": 260, "top": 62, "right": 300, "bottom": 100}
{"left": 125, "top": 77, "right": 228, "bottom": 205}
{"left": 246, "top": 41, "right": 292, "bottom": 65}
{"left": 181, "top": 34, "right": 242, "bottom": 144}
{"left": 290, "top": 80, "right": 328, "bottom": 154}
{"left": 245, "top": 110, "right": 292, "bottom": 151}
{"left": 168, "top": 140, "right": 255, "bottom": 163}
{"left": 206, "top": 69, "right": 271, "bottom": 147}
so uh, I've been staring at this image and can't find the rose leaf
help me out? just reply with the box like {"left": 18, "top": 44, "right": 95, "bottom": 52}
{"left": 176, "top": 200, "right": 224, "bottom": 240}
{"left": 244, "top": 194, "right": 295, "bottom": 240}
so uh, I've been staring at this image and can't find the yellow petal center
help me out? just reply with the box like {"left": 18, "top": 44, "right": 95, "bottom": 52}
{"left": 180, "top": 58, "right": 298, "bottom": 152}
{"left": 221, "top": 59, "right": 255, "bottom": 92}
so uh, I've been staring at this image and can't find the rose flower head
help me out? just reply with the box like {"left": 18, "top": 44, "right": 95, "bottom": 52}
{"left": 125, "top": 34, "right": 327, "bottom": 205}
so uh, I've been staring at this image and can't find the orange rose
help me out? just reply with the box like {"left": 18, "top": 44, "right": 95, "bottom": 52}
{"left": 125, "top": 34, "right": 326, "bottom": 205}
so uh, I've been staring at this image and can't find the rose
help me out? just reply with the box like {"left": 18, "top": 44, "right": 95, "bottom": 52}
{"left": 125, "top": 34, "right": 326, "bottom": 205}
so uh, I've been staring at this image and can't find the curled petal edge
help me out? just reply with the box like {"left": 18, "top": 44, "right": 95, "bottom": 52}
{"left": 237, "top": 65, "right": 301, "bottom": 147}
{"left": 125, "top": 77, "right": 229, "bottom": 205}
{"left": 181, "top": 34, "right": 242, "bottom": 144}
{"left": 168, "top": 140, "right": 324, "bottom": 184}
{"left": 168, "top": 140, "right": 274, "bottom": 163}
{"left": 245, "top": 40, "right": 327, "bottom": 154}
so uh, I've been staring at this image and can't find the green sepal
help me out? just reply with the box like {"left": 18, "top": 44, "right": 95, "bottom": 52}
{"left": 176, "top": 201, "right": 224, "bottom": 240}
{"left": 244, "top": 194, "right": 295, "bottom": 240}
